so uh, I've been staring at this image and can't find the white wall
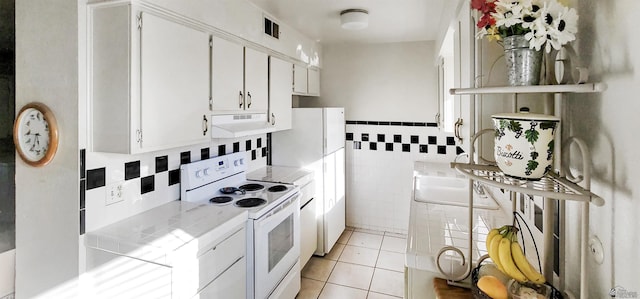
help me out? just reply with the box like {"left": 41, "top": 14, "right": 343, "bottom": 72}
{"left": 304, "top": 41, "right": 456, "bottom": 233}
{"left": 15, "top": 0, "right": 80, "bottom": 297}
{"left": 307, "top": 42, "right": 438, "bottom": 122}
{"left": 563, "top": 0, "right": 640, "bottom": 297}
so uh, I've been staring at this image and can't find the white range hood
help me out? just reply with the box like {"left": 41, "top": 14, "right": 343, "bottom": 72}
{"left": 210, "top": 113, "right": 275, "bottom": 138}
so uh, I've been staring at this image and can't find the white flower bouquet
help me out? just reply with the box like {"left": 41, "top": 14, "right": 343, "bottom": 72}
{"left": 471, "top": 0, "right": 579, "bottom": 53}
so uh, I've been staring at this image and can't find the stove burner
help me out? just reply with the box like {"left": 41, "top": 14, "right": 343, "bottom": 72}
{"left": 235, "top": 197, "right": 267, "bottom": 208}
{"left": 209, "top": 196, "right": 233, "bottom": 204}
{"left": 239, "top": 183, "right": 265, "bottom": 192}
{"left": 268, "top": 185, "right": 288, "bottom": 192}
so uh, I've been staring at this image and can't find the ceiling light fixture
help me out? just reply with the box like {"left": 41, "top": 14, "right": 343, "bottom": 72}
{"left": 340, "top": 9, "right": 369, "bottom": 30}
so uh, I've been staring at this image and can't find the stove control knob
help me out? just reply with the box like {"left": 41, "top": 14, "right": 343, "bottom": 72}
{"left": 195, "top": 170, "right": 203, "bottom": 178}
{"left": 203, "top": 168, "right": 211, "bottom": 176}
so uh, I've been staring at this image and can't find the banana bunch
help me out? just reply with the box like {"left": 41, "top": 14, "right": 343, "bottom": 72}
{"left": 485, "top": 225, "right": 545, "bottom": 284}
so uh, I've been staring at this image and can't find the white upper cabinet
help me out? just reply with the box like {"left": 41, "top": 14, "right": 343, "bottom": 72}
{"left": 244, "top": 48, "right": 269, "bottom": 113}
{"left": 211, "top": 37, "right": 244, "bottom": 112}
{"left": 293, "top": 64, "right": 320, "bottom": 96}
{"left": 212, "top": 37, "right": 268, "bottom": 114}
{"left": 307, "top": 68, "right": 320, "bottom": 96}
{"left": 293, "top": 64, "right": 308, "bottom": 94}
{"left": 90, "top": 5, "right": 210, "bottom": 154}
{"left": 269, "top": 56, "right": 293, "bottom": 131}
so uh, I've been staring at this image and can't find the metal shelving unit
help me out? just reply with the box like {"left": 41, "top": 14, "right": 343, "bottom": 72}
{"left": 451, "top": 163, "right": 604, "bottom": 206}
{"left": 443, "top": 84, "right": 606, "bottom": 299}
{"left": 450, "top": 83, "right": 607, "bottom": 95}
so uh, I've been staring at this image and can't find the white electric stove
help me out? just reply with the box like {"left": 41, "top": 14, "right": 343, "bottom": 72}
{"left": 181, "top": 152, "right": 301, "bottom": 299}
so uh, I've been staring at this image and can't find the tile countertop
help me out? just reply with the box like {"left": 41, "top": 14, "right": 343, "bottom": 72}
{"left": 85, "top": 201, "right": 248, "bottom": 266}
{"left": 406, "top": 161, "right": 510, "bottom": 276}
{"left": 247, "top": 165, "right": 314, "bottom": 186}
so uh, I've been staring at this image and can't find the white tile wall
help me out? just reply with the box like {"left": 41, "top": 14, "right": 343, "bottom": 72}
{"left": 345, "top": 123, "right": 460, "bottom": 234}
{"left": 83, "top": 134, "right": 267, "bottom": 232}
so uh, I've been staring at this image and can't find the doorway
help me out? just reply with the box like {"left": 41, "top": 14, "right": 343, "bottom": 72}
{"left": 0, "top": 0, "right": 15, "bottom": 296}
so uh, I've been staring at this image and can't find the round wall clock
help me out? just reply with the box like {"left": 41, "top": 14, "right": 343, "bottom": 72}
{"left": 13, "top": 102, "right": 59, "bottom": 167}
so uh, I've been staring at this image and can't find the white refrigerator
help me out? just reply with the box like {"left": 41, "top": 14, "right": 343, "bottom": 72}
{"left": 271, "top": 107, "right": 346, "bottom": 255}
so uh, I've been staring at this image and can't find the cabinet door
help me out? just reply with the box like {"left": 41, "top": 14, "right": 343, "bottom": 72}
{"left": 307, "top": 68, "right": 320, "bottom": 96}
{"left": 212, "top": 37, "right": 245, "bottom": 113}
{"left": 323, "top": 150, "right": 346, "bottom": 252}
{"left": 293, "top": 64, "right": 307, "bottom": 94}
{"left": 196, "top": 258, "right": 246, "bottom": 299}
{"left": 244, "top": 47, "right": 269, "bottom": 113}
{"left": 269, "top": 57, "right": 293, "bottom": 131}
{"left": 139, "top": 12, "right": 210, "bottom": 152}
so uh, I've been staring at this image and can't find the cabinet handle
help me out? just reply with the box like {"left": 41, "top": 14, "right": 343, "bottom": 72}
{"left": 239, "top": 91, "right": 244, "bottom": 108}
{"left": 247, "top": 92, "right": 252, "bottom": 108}
{"left": 454, "top": 118, "right": 463, "bottom": 143}
{"left": 202, "top": 115, "right": 208, "bottom": 136}
{"left": 271, "top": 113, "right": 276, "bottom": 125}
{"left": 435, "top": 112, "right": 441, "bottom": 127}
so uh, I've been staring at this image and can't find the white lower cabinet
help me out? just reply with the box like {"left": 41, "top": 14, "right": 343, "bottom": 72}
{"left": 195, "top": 258, "right": 246, "bottom": 298}
{"left": 86, "top": 227, "right": 247, "bottom": 299}
{"left": 90, "top": 4, "right": 210, "bottom": 154}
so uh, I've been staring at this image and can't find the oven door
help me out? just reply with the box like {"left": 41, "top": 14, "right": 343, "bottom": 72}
{"left": 253, "top": 193, "right": 300, "bottom": 299}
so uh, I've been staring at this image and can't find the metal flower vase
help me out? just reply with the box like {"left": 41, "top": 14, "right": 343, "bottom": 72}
{"left": 503, "top": 35, "right": 543, "bottom": 86}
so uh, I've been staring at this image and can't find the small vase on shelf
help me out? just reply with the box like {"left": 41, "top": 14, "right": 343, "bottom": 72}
{"left": 503, "top": 35, "right": 543, "bottom": 86}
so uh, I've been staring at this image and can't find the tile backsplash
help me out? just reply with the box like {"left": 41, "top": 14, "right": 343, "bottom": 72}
{"left": 345, "top": 121, "right": 462, "bottom": 234}
{"left": 80, "top": 134, "right": 268, "bottom": 233}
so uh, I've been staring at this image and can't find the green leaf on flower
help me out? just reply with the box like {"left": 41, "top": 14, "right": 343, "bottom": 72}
{"left": 525, "top": 128, "right": 539, "bottom": 143}
{"left": 499, "top": 120, "right": 508, "bottom": 130}
{"left": 527, "top": 160, "right": 539, "bottom": 171}
{"left": 507, "top": 120, "right": 522, "bottom": 132}
{"left": 548, "top": 140, "right": 554, "bottom": 152}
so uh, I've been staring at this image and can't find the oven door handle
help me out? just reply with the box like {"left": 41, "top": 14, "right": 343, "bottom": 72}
{"left": 258, "top": 193, "right": 300, "bottom": 225}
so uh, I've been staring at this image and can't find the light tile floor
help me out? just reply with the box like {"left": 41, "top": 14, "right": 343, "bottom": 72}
{"left": 297, "top": 227, "right": 407, "bottom": 299}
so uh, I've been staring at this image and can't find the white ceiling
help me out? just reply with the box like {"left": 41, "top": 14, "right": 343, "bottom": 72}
{"left": 247, "top": 0, "right": 449, "bottom": 44}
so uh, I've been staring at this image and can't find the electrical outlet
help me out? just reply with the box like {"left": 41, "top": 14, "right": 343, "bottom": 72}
{"left": 106, "top": 181, "right": 125, "bottom": 205}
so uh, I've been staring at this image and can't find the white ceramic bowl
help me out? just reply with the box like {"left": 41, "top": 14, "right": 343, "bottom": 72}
{"left": 492, "top": 112, "right": 560, "bottom": 180}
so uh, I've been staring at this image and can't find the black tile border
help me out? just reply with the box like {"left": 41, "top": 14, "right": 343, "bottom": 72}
{"left": 125, "top": 161, "right": 141, "bottom": 181}
{"left": 86, "top": 168, "right": 106, "bottom": 190}
{"left": 201, "top": 147, "right": 210, "bottom": 160}
{"left": 218, "top": 144, "right": 226, "bottom": 156}
{"left": 168, "top": 169, "right": 180, "bottom": 186}
{"left": 80, "top": 149, "right": 86, "bottom": 179}
{"left": 141, "top": 175, "right": 155, "bottom": 194}
{"left": 80, "top": 210, "right": 85, "bottom": 235}
{"left": 233, "top": 142, "right": 240, "bottom": 153}
{"left": 80, "top": 180, "right": 86, "bottom": 210}
{"left": 155, "top": 155, "right": 168, "bottom": 173}
{"left": 346, "top": 120, "right": 438, "bottom": 127}
{"left": 180, "top": 151, "right": 191, "bottom": 165}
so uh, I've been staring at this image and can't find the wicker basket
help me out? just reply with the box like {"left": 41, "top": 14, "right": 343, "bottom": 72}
{"left": 471, "top": 265, "right": 564, "bottom": 299}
